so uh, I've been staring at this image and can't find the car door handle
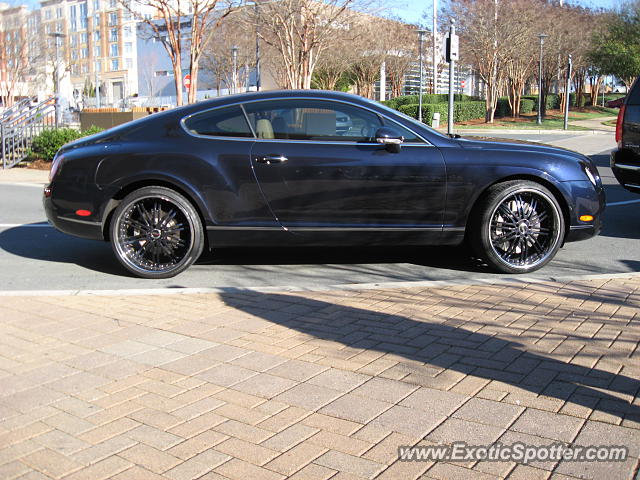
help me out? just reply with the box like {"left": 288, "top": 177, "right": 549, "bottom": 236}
{"left": 256, "top": 155, "right": 288, "bottom": 164}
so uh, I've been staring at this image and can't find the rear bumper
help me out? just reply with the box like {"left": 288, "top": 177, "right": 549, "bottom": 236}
{"left": 43, "top": 184, "right": 104, "bottom": 240}
{"left": 611, "top": 149, "right": 640, "bottom": 194}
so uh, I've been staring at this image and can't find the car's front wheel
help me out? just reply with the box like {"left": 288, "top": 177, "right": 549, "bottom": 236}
{"left": 470, "top": 180, "right": 565, "bottom": 273}
{"left": 110, "top": 186, "right": 204, "bottom": 279}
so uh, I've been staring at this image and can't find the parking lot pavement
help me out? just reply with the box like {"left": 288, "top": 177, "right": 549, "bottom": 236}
{"left": 0, "top": 276, "right": 638, "bottom": 479}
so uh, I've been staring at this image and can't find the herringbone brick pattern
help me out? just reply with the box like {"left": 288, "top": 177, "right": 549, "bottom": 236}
{"left": 0, "top": 277, "right": 638, "bottom": 479}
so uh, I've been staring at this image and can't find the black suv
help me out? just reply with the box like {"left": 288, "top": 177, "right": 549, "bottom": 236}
{"left": 611, "top": 76, "right": 640, "bottom": 193}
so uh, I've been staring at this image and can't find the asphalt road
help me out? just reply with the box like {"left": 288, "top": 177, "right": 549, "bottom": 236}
{"left": 1, "top": 131, "right": 638, "bottom": 293}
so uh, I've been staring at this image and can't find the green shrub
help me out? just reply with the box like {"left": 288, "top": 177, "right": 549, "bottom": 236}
{"left": 30, "top": 125, "right": 104, "bottom": 162}
{"left": 495, "top": 97, "right": 536, "bottom": 117}
{"left": 384, "top": 93, "right": 478, "bottom": 110}
{"left": 520, "top": 98, "right": 535, "bottom": 114}
{"left": 398, "top": 101, "right": 485, "bottom": 125}
{"left": 31, "top": 128, "right": 82, "bottom": 162}
{"left": 82, "top": 125, "right": 104, "bottom": 137}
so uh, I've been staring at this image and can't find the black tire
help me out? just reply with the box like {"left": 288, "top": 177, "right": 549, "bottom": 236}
{"left": 470, "top": 180, "right": 565, "bottom": 274}
{"left": 109, "top": 186, "right": 204, "bottom": 279}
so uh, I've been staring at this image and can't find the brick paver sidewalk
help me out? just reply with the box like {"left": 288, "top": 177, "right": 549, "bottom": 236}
{"left": 0, "top": 277, "right": 638, "bottom": 479}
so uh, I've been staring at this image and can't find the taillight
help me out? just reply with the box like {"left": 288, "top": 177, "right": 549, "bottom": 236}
{"left": 615, "top": 105, "right": 625, "bottom": 147}
{"left": 49, "top": 153, "right": 64, "bottom": 182}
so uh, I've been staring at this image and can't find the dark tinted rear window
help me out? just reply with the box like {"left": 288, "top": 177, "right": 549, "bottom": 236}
{"left": 184, "top": 106, "right": 253, "bottom": 138}
{"left": 627, "top": 77, "right": 640, "bottom": 105}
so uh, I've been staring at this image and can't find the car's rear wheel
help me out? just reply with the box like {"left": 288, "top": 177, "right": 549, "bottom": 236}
{"left": 470, "top": 180, "right": 565, "bottom": 273}
{"left": 110, "top": 186, "right": 204, "bottom": 279}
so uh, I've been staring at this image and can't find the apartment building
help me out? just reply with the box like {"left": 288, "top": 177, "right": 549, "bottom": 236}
{"left": 0, "top": 3, "right": 31, "bottom": 105}
{"left": 38, "top": 0, "right": 151, "bottom": 107}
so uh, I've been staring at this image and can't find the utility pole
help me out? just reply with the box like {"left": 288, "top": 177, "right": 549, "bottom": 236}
{"left": 254, "top": 2, "right": 260, "bottom": 91}
{"left": 536, "top": 33, "right": 548, "bottom": 125}
{"left": 417, "top": 30, "right": 427, "bottom": 123}
{"left": 432, "top": 0, "right": 438, "bottom": 94}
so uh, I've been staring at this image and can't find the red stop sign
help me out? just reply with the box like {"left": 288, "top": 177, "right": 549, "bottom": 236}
{"left": 183, "top": 74, "right": 191, "bottom": 90}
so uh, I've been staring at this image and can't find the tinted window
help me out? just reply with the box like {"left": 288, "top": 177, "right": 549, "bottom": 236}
{"left": 184, "top": 106, "right": 253, "bottom": 138}
{"left": 243, "top": 99, "right": 383, "bottom": 142}
{"left": 382, "top": 119, "right": 424, "bottom": 143}
{"left": 627, "top": 77, "right": 640, "bottom": 105}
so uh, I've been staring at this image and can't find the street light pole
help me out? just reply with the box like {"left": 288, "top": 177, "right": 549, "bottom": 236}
{"left": 49, "top": 32, "right": 65, "bottom": 127}
{"left": 536, "top": 33, "right": 548, "bottom": 125}
{"left": 563, "top": 54, "right": 572, "bottom": 131}
{"left": 231, "top": 45, "right": 238, "bottom": 95}
{"left": 95, "top": 58, "right": 101, "bottom": 108}
{"left": 417, "top": 29, "right": 427, "bottom": 123}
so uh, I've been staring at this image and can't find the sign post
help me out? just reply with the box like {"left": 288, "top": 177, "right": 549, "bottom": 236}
{"left": 564, "top": 55, "right": 572, "bottom": 131}
{"left": 183, "top": 74, "right": 191, "bottom": 103}
{"left": 445, "top": 19, "right": 458, "bottom": 136}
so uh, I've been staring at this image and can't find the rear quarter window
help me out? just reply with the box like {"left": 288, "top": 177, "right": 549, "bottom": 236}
{"left": 184, "top": 106, "right": 253, "bottom": 138}
{"left": 627, "top": 77, "right": 640, "bottom": 105}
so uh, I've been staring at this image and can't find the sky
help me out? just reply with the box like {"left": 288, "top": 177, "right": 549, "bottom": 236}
{"left": 388, "top": 0, "right": 622, "bottom": 26}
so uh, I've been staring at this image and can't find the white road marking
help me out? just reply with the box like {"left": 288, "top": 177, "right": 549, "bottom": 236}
{"left": 0, "top": 223, "right": 51, "bottom": 228}
{"left": 0, "top": 182, "right": 46, "bottom": 187}
{"left": 607, "top": 199, "right": 640, "bottom": 207}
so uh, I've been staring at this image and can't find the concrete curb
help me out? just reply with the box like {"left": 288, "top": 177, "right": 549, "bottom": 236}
{"left": 1, "top": 271, "right": 639, "bottom": 297}
{"left": 451, "top": 129, "right": 612, "bottom": 135}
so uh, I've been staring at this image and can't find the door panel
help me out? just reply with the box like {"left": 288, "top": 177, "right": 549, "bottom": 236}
{"left": 250, "top": 141, "right": 446, "bottom": 229}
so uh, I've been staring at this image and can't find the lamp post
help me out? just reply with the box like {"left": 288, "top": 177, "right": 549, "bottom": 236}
{"left": 49, "top": 32, "right": 66, "bottom": 127}
{"left": 254, "top": 2, "right": 260, "bottom": 91}
{"left": 417, "top": 29, "right": 427, "bottom": 123}
{"left": 231, "top": 45, "right": 238, "bottom": 94}
{"left": 536, "top": 33, "right": 548, "bottom": 125}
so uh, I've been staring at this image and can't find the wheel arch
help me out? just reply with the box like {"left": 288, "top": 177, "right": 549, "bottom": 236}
{"left": 464, "top": 174, "right": 572, "bottom": 242}
{"left": 101, "top": 178, "right": 209, "bottom": 246}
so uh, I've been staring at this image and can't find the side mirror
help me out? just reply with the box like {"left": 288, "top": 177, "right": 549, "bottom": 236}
{"left": 375, "top": 127, "right": 404, "bottom": 153}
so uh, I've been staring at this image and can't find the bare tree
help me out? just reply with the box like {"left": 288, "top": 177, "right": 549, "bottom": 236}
{"left": 383, "top": 21, "right": 418, "bottom": 98}
{"left": 451, "top": 0, "right": 509, "bottom": 122}
{"left": 201, "top": 10, "right": 256, "bottom": 94}
{"left": 246, "top": 0, "right": 362, "bottom": 90}
{"left": 124, "top": 0, "right": 239, "bottom": 105}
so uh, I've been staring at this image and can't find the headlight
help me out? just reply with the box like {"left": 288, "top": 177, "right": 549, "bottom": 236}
{"left": 582, "top": 164, "right": 599, "bottom": 187}
{"left": 49, "top": 152, "right": 64, "bottom": 182}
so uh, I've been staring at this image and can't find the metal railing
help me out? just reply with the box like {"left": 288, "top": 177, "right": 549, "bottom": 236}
{"left": 1, "top": 97, "right": 57, "bottom": 169}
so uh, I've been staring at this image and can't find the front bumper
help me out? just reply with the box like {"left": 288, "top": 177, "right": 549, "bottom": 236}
{"left": 611, "top": 149, "right": 640, "bottom": 194}
{"left": 563, "top": 179, "right": 605, "bottom": 243}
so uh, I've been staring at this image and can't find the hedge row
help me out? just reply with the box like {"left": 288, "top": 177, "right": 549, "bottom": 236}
{"left": 382, "top": 93, "right": 479, "bottom": 110}
{"left": 398, "top": 101, "right": 486, "bottom": 125}
{"left": 495, "top": 97, "right": 536, "bottom": 117}
{"left": 31, "top": 126, "right": 104, "bottom": 162}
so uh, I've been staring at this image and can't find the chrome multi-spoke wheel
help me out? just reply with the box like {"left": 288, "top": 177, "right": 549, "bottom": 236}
{"left": 110, "top": 187, "right": 204, "bottom": 278}
{"left": 471, "top": 181, "right": 565, "bottom": 273}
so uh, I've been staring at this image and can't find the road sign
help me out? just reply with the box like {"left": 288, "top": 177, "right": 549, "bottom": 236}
{"left": 445, "top": 33, "right": 459, "bottom": 63}
{"left": 183, "top": 74, "right": 191, "bottom": 90}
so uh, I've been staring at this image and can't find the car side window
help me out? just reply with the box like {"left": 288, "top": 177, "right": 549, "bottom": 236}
{"left": 382, "top": 119, "right": 425, "bottom": 143}
{"left": 243, "top": 99, "right": 383, "bottom": 142}
{"left": 184, "top": 106, "right": 253, "bottom": 138}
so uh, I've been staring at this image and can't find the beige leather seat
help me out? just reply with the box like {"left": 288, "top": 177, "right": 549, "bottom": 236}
{"left": 256, "top": 118, "right": 274, "bottom": 139}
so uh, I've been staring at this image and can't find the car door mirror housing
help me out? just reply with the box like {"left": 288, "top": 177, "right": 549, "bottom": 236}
{"left": 375, "top": 127, "right": 404, "bottom": 152}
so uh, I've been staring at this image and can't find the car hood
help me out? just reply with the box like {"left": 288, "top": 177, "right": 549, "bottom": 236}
{"left": 456, "top": 136, "right": 586, "bottom": 161}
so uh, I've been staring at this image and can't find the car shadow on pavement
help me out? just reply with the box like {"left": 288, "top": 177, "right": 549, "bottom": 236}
{"left": 0, "top": 224, "right": 129, "bottom": 276}
{"left": 219, "top": 290, "right": 640, "bottom": 421}
{"left": 0, "top": 223, "right": 495, "bottom": 277}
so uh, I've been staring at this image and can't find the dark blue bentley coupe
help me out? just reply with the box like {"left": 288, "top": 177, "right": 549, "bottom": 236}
{"left": 44, "top": 90, "right": 604, "bottom": 278}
